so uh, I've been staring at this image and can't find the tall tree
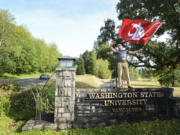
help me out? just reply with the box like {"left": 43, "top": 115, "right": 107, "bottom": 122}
{"left": 0, "top": 9, "right": 62, "bottom": 74}
{"left": 76, "top": 56, "right": 85, "bottom": 75}
{"left": 82, "top": 50, "right": 96, "bottom": 74}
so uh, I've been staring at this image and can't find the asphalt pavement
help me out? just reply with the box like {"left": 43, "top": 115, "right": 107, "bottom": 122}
{"left": 0, "top": 77, "right": 48, "bottom": 88}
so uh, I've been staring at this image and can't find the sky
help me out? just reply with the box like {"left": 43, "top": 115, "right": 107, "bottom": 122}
{"left": 0, "top": 0, "right": 120, "bottom": 57}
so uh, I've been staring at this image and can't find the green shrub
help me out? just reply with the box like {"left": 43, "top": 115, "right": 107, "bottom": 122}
{"left": 129, "top": 67, "right": 139, "bottom": 80}
{"left": 42, "top": 85, "right": 55, "bottom": 112}
{"left": 93, "top": 59, "right": 112, "bottom": 79}
{"left": 0, "top": 82, "right": 21, "bottom": 91}
{"left": 8, "top": 89, "right": 36, "bottom": 120}
{"left": 76, "top": 57, "right": 86, "bottom": 75}
{"left": 0, "top": 94, "right": 11, "bottom": 116}
{"left": 6, "top": 84, "right": 55, "bottom": 120}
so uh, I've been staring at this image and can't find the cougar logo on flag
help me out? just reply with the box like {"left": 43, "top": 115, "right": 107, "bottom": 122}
{"left": 119, "top": 19, "right": 162, "bottom": 45}
{"left": 128, "top": 24, "right": 145, "bottom": 40}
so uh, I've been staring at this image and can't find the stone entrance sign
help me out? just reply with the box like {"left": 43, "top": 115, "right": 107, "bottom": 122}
{"left": 73, "top": 88, "right": 172, "bottom": 128}
{"left": 22, "top": 67, "right": 180, "bottom": 130}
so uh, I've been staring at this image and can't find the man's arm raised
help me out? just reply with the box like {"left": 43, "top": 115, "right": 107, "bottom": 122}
{"left": 128, "top": 47, "right": 143, "bottom": 55}
{"left": 110, "top": 41, "right": 116, "bottom": 53}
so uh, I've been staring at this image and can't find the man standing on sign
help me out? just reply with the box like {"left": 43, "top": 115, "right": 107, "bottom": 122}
{"left": 111, "top": 19, "right": 162, "bottom": 88}
{"left": 110, "top": 41, "right": 143, "bottom": 88}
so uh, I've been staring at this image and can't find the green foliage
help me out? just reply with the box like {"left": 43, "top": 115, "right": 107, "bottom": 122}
{"left": 94, "top": 41, "right": 116, "bottom": 77}
{"left": 80, "top": 49, "right": 112, "bottom": 79}
{"left": 140, "top": 68, "right": 154, "bottom": 79}
{"left": 129, "top": 67, "right": 139, "bottom": 80}
{"left": 174, "top": 2, "right": 180, "bottom": 14}
{"left": 76, "top": 56, "right": 85, "bottom": 75}
{"left": 8, "top": 89, "right": 36, "bottom": 120}
{"left": 175, "top": 68, "right": 180, "bottom": 87}
{"left": 93, "top": 59, "right": 112, "bottom": 79}
{"left": 97, "top": 19, "right": 116, "bottom": 42}
{"left": 0, "top": 94, "right": 10, "bottom": 116}
{"left": 0, "top": 9, "right": 61, "bottom": 75}
{"left": 82, "top": 51, "right": 96, "bottom": 74}
{"left": 0, "top": 82, "right": 21, "bottom": 91}
{"left": 0, "top": 83, "right": 55, "bottom": 120}
{"left": 158, "top": 67, "right": 180, "bottom": 87}
{"left": 42, "top": 85, "right": 55, "bottom": 112}
{"left": 29, "top": 84, "right": 55, "bottom": 118}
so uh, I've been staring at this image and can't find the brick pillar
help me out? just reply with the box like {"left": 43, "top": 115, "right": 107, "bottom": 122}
{"left": 54, "top": 68, "right": 75, "bottom": 129}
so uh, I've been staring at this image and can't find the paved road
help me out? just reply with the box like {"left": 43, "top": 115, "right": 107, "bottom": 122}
{"left": 100, "top": 80, "right": 112, "bottom": 88}
{"left": 0, "top": 77, "right": 48, "bottom": 88}
{"left": 101, "top": 78, "right": 125, "bottom": 88}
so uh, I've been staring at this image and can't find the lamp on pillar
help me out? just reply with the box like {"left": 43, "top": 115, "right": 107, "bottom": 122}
{"left": 58, "top": 56, "right": 76, "bottom": 68}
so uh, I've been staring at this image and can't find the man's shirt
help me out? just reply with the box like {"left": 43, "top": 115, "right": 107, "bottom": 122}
{"left": 114, "top": 49, "right": 128, "bottom": 62}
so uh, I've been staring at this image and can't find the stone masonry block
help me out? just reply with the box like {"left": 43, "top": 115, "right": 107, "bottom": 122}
{"left": 33, "top": 124, "right": 44, "bottom": 130}
{"left": 62, "top": 113, "right": 71, "bottom": 119}
{"left": 67, "top": 88, "right": 72, "bottom": 97}
{"left": 55, "top": 97, "right": 62, "bottom": 107}
{"left": 68, "top": 105, "right": 74, "bottom": 112}
{"left": 56, "top": 87, "right": 65, "bottom": 96}
{"left": 71, "top": 113, "right": 74, "bottom": 121}
{"left": 64, "top": 80, "right": 72, "bottom": 87}
{"left": 56, "top": 71, "right": 62, "bottom": 77}
{"left": 54, "top": 108, "right": 58, "bottom": 115}
{"left": 64, "top": 88, "right": 73, "bottom": 97}
{"left": 57, "top": 117, "right": 67, "bottom": 123}
{"left": 58, "top": 108, "right": 65, "bottom": 113}
{"left": 44, "top": 123, "right": 57, "bottom": 130}
{"left": 63, "top": 71, "right": 72, "bottom": 77}
{"left": 57, "top": 113, "right": 62, "bottom": 118}
{"left": 22, "top": 125, "right": 33, "bottom": 131}
{"left": 58, "top": 123, "right": 71, "bottom": 129}
{"left": 62, "top": 102, "right": 71, "bottom": 107}
{"left": 72, "top": 81, "right": 75, "bottom": 87}
{"left": 62, "top": 97, "right": 71, "bottom": 102}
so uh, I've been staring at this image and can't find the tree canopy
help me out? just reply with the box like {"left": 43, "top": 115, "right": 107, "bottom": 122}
{"left": 97, "top": 0, "right": 180, "bottom": 86}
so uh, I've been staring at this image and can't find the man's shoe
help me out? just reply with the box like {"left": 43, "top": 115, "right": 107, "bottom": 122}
{"left": 128, "top": 85, "right": 134, "bottom": 88}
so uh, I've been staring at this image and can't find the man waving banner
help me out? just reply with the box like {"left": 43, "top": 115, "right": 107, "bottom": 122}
{"left": 119, "top": 19, "right": 162, "bottom": 45}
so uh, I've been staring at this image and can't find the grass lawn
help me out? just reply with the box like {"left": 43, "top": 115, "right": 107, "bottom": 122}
{"left": 76, "top": 74, "right": 108, "bottom": 88}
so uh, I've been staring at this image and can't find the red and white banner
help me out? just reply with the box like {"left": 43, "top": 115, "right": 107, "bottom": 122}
{"left": 119, "top": 19, "right": 162, "bottom": 45}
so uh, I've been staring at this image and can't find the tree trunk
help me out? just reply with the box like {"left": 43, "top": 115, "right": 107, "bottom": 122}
{"left": 172, "top": 71, "right": 175, "bottom": 87}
